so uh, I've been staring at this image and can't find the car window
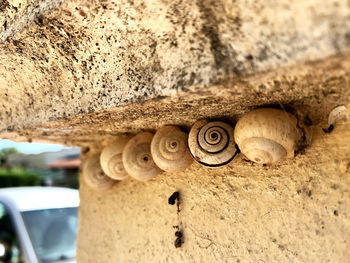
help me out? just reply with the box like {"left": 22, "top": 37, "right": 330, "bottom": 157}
{"left": 21, "top": 207, "right": 78, "bottom": 263}
{"left": 0, "top": 203, "right": 23, "bottom": 263}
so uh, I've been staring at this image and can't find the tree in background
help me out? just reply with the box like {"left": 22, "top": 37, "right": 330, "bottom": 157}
{"left": 0, "top": 169, "right": 40, "bottom": 188}
{"left": 0, "top": 148, "right": 18, "bottom": 168}
{"left": 0, "top": 148, "right": 40, "bottom": 188}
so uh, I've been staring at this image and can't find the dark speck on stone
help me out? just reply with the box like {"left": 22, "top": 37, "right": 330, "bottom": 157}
{"left": 308, "top": 190, "right": 312, "bottom": 197}
{"left": 168, "top": 191, "right": 179, "bottom": 205}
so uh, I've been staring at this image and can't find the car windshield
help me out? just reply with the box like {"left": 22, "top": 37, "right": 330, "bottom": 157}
{"left": 21, "top": 207, "right": 78, "bottom": 263}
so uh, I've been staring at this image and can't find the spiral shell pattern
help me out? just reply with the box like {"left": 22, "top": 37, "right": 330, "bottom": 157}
{"left": 151, "top": 126, "right": 193, "bottom": 172}
{"left": 83, "top": 154, "right": 116, "bottom": 190}
{"left": 100, "top": 137, "right": 131, "bottom": 180}
{"left": 122, "top": 132, "right": 162, "bottom": 181}
{"left": 188, "top": 120, "right": 237, "bottom": 166}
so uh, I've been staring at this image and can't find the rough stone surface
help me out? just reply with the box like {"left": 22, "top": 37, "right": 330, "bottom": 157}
{"left": 1, "top": 0, "right": 350, "bottom": 262}
{"left": 2, "top": 51, "right": 350, "bottom": 145}
{"left": 77, "top": 120, "right": 350, "bottom": 263}
{"left": 1, "top": 0, "right": 350, "bottom": 137}
{"left": 0, "top": 0, "right": 64, "bottom": 42}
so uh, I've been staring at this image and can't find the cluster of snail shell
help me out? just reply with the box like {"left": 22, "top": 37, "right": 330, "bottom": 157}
{"left": 84, "top": 108, "right": 301, "bottom": 190}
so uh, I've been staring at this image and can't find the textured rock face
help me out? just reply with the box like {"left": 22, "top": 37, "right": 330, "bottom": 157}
{"left": 78, "top": 121, "right": 350, "bottom": 263}
{"left": 2, "top": 51, "right": 349, "bottom": 146}
{"left": 1, "top": 0, "right": 350, "bottom": 139}
{"left": 0, "top": 0, "right": 63, "bottom": 42}
{"left": 0, "top": 0, "right": 350, "bottom": 262}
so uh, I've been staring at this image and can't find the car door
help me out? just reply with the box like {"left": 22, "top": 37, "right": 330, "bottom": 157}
{"left": 0, "top": 201, "right": 37, "bottom": 263}
{"left": 0, "top": 201, "right": 25, "bottom": 263}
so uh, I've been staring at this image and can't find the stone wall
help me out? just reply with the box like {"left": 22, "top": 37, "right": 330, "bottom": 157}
{"left": 0, "top": 0, "right": 350, "bottom": 262}
{"left": 0, "top": 0, "right": 64, "bottom": 42}
{"left": 1, "top": 0, "right": 350, "bottom": 140}
{"left": 78, "top": 120, "right": 350, "bottom": 262}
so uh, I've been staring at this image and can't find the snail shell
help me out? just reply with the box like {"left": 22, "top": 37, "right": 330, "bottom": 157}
{"left": 83, "top": 154, "right": 116, "bottom": 190}
{"left": 100, "top": 137, "right": 132, "bottom": 180}
{"left": 234, "top": 108, "right": 300, "bottom": 164}
{"left": 122, "top": 132, "right": 162, "bottom": 181}
{"left": 328, "top": 105, "right": 349, "bottom": 125}
{"left": 151, "top": 126, "right": 193, "bottom": 172}
{"left": 188, "top": 120, "right": 237, "bottom": 167}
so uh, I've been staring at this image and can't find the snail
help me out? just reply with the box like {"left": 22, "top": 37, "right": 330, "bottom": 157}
{"left": 234, "top": 108, "right": 300, "bottom": 164}
{"left": 323, "top": 105, "right": 349, "bottom": 133}
{"left": 83, "top": 154, "right": 116, "bottom": 190}
{"left": 188, "top": 120, "right": 237, "bottom": 167}
{"left": 151, "top": 126, "right": 193, "bottom": 172}
{"left": 122, "top": 132, "right": 162, "bottom": 181}
{"left": 100, "top": 137, "right": 132, "bottom": 180}
{"left": 328, "top": 105, "right": 349, "bottom": 125}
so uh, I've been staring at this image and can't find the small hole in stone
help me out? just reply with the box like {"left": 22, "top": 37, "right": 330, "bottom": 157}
{"left": 143, "top": 156, "right": 149, "bottom": 162}
{"left": 334, "top": 210, "right": 339, "bottom": 216}
{"left": 171, "top": 142, "right": 177, "bottom": 148}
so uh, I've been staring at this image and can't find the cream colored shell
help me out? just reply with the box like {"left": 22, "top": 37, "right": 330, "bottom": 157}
{"left": 122, "top": 132, "right": 162, "bottom": 181}
{"left": 151, "top": 126, "right": 193, "bottom": 172}
{"left": 100, "top": 137, "right": 132, "bottom": 180}
{"left": 328, "top": 105, "right": 349, "bottom": 125}
{"left": 188, "top": 120, "right": 237, "bottom": 166}
{"left": 234, "top": 108, "right": 300, "bottom": 164}
{"left": 83, "top": 154, "right": 116, "bottom": 190}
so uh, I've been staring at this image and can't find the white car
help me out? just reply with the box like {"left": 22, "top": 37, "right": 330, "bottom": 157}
{"left": 0, "top": 187, "right": 79, "bottom": 263}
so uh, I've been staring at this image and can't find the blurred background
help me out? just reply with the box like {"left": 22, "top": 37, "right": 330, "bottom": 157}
{"left": 0, "top": 140, "right": 80, "bottom": 189}
{"left": 0, "top": 140, "right": 80, "bottom": 263}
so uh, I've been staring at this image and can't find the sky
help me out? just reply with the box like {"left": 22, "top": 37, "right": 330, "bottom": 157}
{"left": 0, "top": 139, "right": 73, "bottom": 154}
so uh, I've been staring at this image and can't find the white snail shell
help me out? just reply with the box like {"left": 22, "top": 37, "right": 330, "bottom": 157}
{"left": 328, "top": 105, "right": 349, "bottom": 125}
{"left": 100, "top": 137, "right": 132, "bottom": 180}
{"left": 188, "top": 120, "right": 237, "bottom": 166}
{"left": 122, "top": 132, "right": 162, "bottom": 181}
{"left": 234, "top": 108, "right": 300, "bottom": 164}
{"left": 83, "top": 154, "right": 116, "bottom": 190}
{"left": 151, "top": 126, "right": 193, "bottom": 172}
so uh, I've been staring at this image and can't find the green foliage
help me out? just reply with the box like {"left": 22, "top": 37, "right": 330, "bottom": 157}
{"left": 0, "top": 147, "right": 19, "bottom": 167}
{"left": 0, "top": 147, "right": 18, "bottom": 157}
{"left": 0, "top": 168, "right": 41, "bottom": 188}
{"left": 71, "top": 172, "right": 79, "bottom": 189}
